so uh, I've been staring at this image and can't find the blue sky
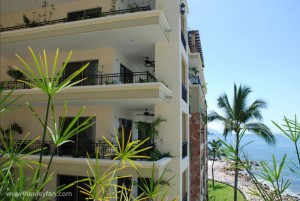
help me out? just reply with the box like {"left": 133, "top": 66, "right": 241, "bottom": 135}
{"left": 188, "top": 0, "right": 300, "bottom": 133}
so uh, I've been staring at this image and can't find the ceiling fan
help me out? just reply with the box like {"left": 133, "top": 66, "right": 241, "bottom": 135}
{"left": 143, "top": 57, "right": 155, "bottom": 68}
{"left": 136, "top": 109, "right": 154, "bottom": 117}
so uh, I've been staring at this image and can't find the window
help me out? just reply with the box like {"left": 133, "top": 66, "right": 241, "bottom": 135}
{"left": 120, "top": 65, "right": 133, "bottom": 84}
{"left": 68, "top": 8, "right": 102, "bottom": 22}
{"left": 118, "top": 178, "right": 132, "bottom": 200}
{"left": 57, "top": 175, "right": 92, "bottom": 201}
{"left": 59, "top": 117, "right": 95, "bottom": 156}
{"left": 64, "top": 60, "right": 98, "bottom": 86}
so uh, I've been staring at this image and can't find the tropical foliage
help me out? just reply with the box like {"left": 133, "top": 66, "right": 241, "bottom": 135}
{"left": 272, "top": 115, "right": 300, "bottom": 165}
{"left": 208, "top": 83, "right": 276, "bottom": 201}
{"left": 0, "top": 48, "right": 176, "bottom": 200}
{"left": 208, "top": 139, "right": 226, "bottom": 186}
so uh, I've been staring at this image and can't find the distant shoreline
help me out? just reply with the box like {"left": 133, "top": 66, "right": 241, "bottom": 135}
{"left": 208, "top": 160, "right": 300, "bottom": 201}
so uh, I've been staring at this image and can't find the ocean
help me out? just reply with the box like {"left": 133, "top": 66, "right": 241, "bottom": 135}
{"left": 208, "top": 133, "right": 300, "bottom": 195}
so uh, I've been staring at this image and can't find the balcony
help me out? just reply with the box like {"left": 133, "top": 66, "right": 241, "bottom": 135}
{"left": 1, "top": 139, "right": 117, "bottom": 159}
{"left": 0, "top": 139, "right": 172, "bottom": 179}
{"left": 0, "top": 71, "right": 172, "bottom": 106}
{"left": 189, "top": 74, "right": 201, "bottom": 85}
{"left": 182, "top": 83, "right": 187, "bottom": 103}
{"left": 1, "top": 139, "right": 161, "bottom": 159}
{"left": 182, "top": 141, "right": 188, "bottom": 159}
{"left": 182, "top": 192, "right": 188, "bottom": 201}
{"left": 0, "top": 71, "right": 157, "bottom": 90}
{"left": 181, "top": 30, "right": 187, "bottom": 51}
{"left": 0, "top": 9, "right": 170, "bottom": 58}
{"left": 1, "top": 6, "right": 151, "bottom": 32}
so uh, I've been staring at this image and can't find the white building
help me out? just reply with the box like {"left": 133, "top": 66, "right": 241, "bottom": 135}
{"left": 0, "top": 0, "right": 207, "bottom": 200}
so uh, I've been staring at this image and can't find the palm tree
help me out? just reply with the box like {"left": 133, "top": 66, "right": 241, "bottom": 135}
{"left": 208, "top": 139, "right": 226, "bottom": 186}
{"left": 208, "top": 83, "right": 276, "bottom": 201}
{"left": 0, "top": 122, "right": 23, "bottom": 136}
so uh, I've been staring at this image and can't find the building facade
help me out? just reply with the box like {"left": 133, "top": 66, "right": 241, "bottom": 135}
{"left": 0, "top": 0, "right": 207, "bottom": 200}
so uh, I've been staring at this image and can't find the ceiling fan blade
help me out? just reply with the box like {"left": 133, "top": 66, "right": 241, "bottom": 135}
{"left": 149, "top": 114, "right": 155, "bottom": 116}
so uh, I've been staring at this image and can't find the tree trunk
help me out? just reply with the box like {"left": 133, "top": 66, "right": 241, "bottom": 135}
{"left": 295, "top": 142, "right": 300, "bottom": 165}
{"left": 234, "top": 132, "right": 240, "bottom": 201}
{"left": 212, "top": 160, "right": 215, "bottom": 186}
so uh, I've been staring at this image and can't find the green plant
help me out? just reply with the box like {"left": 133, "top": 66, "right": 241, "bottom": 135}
{"left": 208, "top": 139, "right": 226, "bottom": 186}
{"left": 23, "top": 14, "right": 39, "bottom": 27}
{"left": 208, "top": 83, "right": 276, "bottom": 201}
{"left": 190, "top": 67, "right": 200, "bottom": 76}
{"left": 0, "top": 85, "right": 21, "bottom": 115}
{"left": 111, "top": 0, "right": 117, "bottom": 11}
{"left": 22, "top": 1, "right": 55, "bottom": 26}
{"left": 135, "top": 164, "right": 176, "bottom": 201}
{"left": 128, "top": 2, "right": 138, "bottom": 11}
{"left": 0, "top": 48, "right": 178, "bottom": 201}
{"left": 135, "top": 116, "right": 167, "bottom": 143}
{"left": 58, "top": 128, "right": 155, "bottom": 200}
{"left": 161, "top": 152, "right": 173, "bottom": 158}
{"left": 7, "top": 66, "right": 26, "bottom": 81}
{"left": 0, "top": 122, "right": 23, "bottom": 136}
{"left": 272, "top": 115, "right": 300, "bottom": 165}
{"left": 149, "top": 149, "right": 162, "bottom": 161}
{"left": 0, "top": 48, "right": 95, "bottom": 200}
{"left": 258, "top": 155, "right": 291, "bottom": 201}
{"left": 71, "top": 149, "right": 82, "bottom": 158}
{"left": 104, "top": 79, "right": 117, "bottom": 85}
{"left": 220, "top": 137, "right": 291, "bottom": 201}
{"left": 40, "top": 1, "right": 55, "bottom": 22}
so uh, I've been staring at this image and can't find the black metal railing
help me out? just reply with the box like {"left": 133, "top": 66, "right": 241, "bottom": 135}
{"left": 182, "top": 141, "right": 188, "bottom": 159}
{"left": 0, "top": 139, "right": 118, "bottom": 159}
{"left": 189, "top": 74, "right": 201, "bottom": 85}
{"left": 0, "top": 71, "right": 158, "bottom": 90}
{"left": 189, "top": 74, "right": 205, "bottom": 96}
{"left": 182, "top": 192, "right": 188, "bottom": 201}
{"left": 181, "top": 30, "right": 187, "bottom": 51}
{"left": 0, "top": 6, "right": 151, "bottom": 32}
{"left": 182, "top": 83, "right": 187, "bottom": 102}
{"left": 0, "top": 139, "right": 160, "bottom": 160}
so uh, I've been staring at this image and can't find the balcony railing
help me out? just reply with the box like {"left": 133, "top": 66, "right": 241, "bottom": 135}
{"left": 182, "top": 83, "right": 187, "bottom": 102}
{"left": 181, "top": 30, "right": 187, "bottom": 51}
{"left": 0, "top": 71, "right": 158, "bottom": 90}
{"left": 0, "top": 139, "right": 158, "bottom": 159}
{"left": 189, "top": 74, "right": 201, "bottom": 85}
{"left": 0, "top": 6, "right": 151, "bottom": 32}
{"left": 182, "top": 141, "right": 188, "bottom": 159}
{"left": 0, "top": 139, "right": 118, "bottom": 159}
{"left": 182, "top": 192, "right": 188, "bottom": 201}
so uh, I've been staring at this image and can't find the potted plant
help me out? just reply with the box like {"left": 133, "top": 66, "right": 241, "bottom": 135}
{"left": 7, "top": 66, "right": 26, "bottom": 81}
{"left": 135, "top": 116, "right": 166, "bottom": 157}
{"left": 71, "top": 149, "right": 81, "bottom": 158}
{"left": 0, "top": 122, "right": 23, "bottom": 136}
{"left": 190, "top": 67, "right": 200, "bottom": 76}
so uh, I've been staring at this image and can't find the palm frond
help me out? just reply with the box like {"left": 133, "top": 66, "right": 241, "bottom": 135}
{"left": 242, "top": 99, "right": 267, "bottom": 122}
{"left": 217, "top": 93, "right": 234, "bottom": 119}
{"left": 207, "top": 111, "right": 226, "bottom": 122}
{"left": 244, "top": 123, "right": 276, "bottom": 145}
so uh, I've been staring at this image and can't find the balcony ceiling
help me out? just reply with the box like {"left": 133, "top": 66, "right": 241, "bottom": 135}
{"left": 0, "top": 10, "right": 170, "bottom": 66}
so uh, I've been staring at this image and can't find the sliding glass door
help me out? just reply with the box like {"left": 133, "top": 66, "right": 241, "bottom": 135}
{"left": 59, "top": 117, "right": 95, "bottom": 156}
{"left": 64, "top": 60, "right": 98, "bottom": 86}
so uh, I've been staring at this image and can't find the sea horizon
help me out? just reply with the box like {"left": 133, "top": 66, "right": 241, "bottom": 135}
{"left": 208, "top": 133, "right": 300, "bottom": 195}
